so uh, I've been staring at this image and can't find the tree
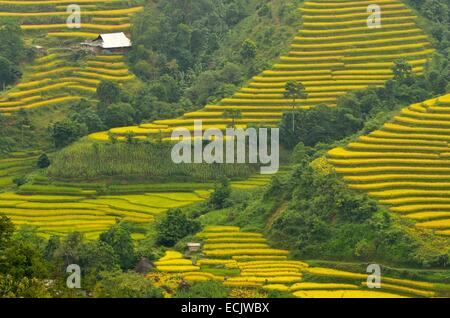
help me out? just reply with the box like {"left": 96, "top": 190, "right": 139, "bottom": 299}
{"left": 79, "top": 241, "right": 120, "bottom": 288}
{"left": 48, "top": 119, "right": 86, "bottom": 148}
{"left": 97, "top": 80, "right": 121, "bottom": 105}
{"left": 100, "top": 224, "right": 136, "bottom": 270}
{"left": 240, "top": 39, "right": 257, "bottom": 60}
{"left": 156, "top": 209, "right": 201, "bottom": 247}
{"left": 43, "top": 235, "right": 60, "bottom": 261}
{"left": 0, "top": 215, "right": 14, "bottom": 250}
{"left": 422, "top": 0, "right": 449, "bottom": 24}
{"left": 0, "top": 275, "right": 51, "bottom": 298}
{"left": 222, "top": 109, "right": 242, "bottom": 128}
{"left": 37, "top": 153, "right": 50, "bottom": 169}
{"left": 0, "top": 240, "right": 48, "bottom": 279}
{"left": 392, "top": 59, "right": 413, "bottom": 83}
{"left": 0, "top": 56, "right": 20, "bottom": 89}
{"left": 284, "top": 81, "right": 308, "bottom": 131}
{"left": 208, "top": 177, "right": 232, "bottom": 209}
{"left": 52, "top": 232, "right": 85, "bottom": 270}
{"left": 93, "top": 270, "right": 162, "bottom": 298}
{"left": 69, "top": 99, "right": 104, "bottom": 133}
{"left": 101, "top": 103, "right": 136, "bottom": 129}
{"left": 0, "top": 21, "right": 25, "bottom": 63}
{"left": 221, "top": 63, "right": 242, "bottom": 85}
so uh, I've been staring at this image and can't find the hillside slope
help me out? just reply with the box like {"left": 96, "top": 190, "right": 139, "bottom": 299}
{"left": 0, "top": 1, "right": 142, "bottom": 114}
{"left": 328, "top": 93, "right": 450, "bottom": 236}
{"left": 90, "top": 0, "right": 435, "bottom": 141}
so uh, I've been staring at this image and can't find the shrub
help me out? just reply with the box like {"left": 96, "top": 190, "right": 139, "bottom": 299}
{"left": 156, "top": 209, "right": 202, "bottom": 247}
{"left": 37, "top": 153, "right": 51, "bottom": 169}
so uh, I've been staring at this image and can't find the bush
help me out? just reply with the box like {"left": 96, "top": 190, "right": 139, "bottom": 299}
{"left": 93, "top": 271, "right": 162, "bottom": 298}
{"left": 37, "top": 153, "right": 50, "bottom": 169}
{"left": 175, "top": 281, "right": 229, "bottom": 298}
{"left": 156, "top": 209, "right": 202, "bottom": 247}
{"left": 208, "top": 177, "right": 232, "bottom": 209}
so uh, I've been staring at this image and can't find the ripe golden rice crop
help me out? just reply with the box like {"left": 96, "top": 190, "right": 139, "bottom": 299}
{"left": 31, "top": 60, "right": 64, "bottom": 70}
{"left": 344, "top": 174, "right": 450, "bottom": 183}
{"left": 328, "top": 147, "right": 438, "bottom": 159}
{"left": 159, "top": 251, "right": 183, "bottom": 261}
{"left": 68, "top": 85, "right": 97, "bottom": 93}
{"left": 22, "top": 23, "right": 131, "bottom": 31}
{"left": 300, "top": 3, "right": 403, "bottom": 13}
{"left": 0, "top": 96, "right": 81, "bottom": 112}
{"left": 293, "top": 290, "right": 406, "bottom": 298}
{"left": 74, "top": 71, "right": 134, "bottom": 81}
{"left": 380, "top": 197, "right": 450, "bottom": 205}
{"left": 302, "top": 9, "right": 411, "bottom": 21}
{"left": 204, "top": 249, "right": 289, "bottom": 257}
{"left": 30, "top": 67, "right": 79, "bottom": 78}
{"left": 262, "top": 284, "right": 289, "bottom": 292}
{"left": 89, "top": 132, "right": 112, "bottom": 141}
{"left": 223, "top": 281, "right": 262, "bottom": 288}
{"left": 303, "top": 16, "right": 414, "bottom": 28}
{"left": 7, "top": 82, "right": 77, "bottom": 98}
{"left": 92, "top": 17, "right": 130, "bottom": 23}
{"left": 404, "top": 212, "right": 450, "bottom": 220}
{"left": 84, "top": 67, "right": 130, "bottom": 76}
{"left": 416, "top": 219, "right": 450, "bottom": 229}
{"left": 203, "top": 226, "right": 240, "bottom": 232}
{"left": 303, "top": 0, "right": 397, "bottom": 8}
{"left": 232, "top": 255, "right": 288, "bottom": 261}
{"left": 154, "top": 259, "right": 193, "bottom": 266}
{"left": 238, "top": 260, "right": 308, "bottom": 268}
{"left": 295, "top": 28, "right": 421, "bottom": 42}
{"left": 197, "top": 232, "right": 263, "bottom": 239}
{"left": 16, "top": 78, "right": 52, "bottom": 89}
{"left": 240, "top": 272, "right": 302, "bottom": 277}
{"left": 289, "top": 283, "right": 358, "bottom": 291}
{"left": 360, "top": 282, "right": 434, "bottom": 297}
{"left": 391, "top": 204, "right": 450, "bottom": 213}
{"left": 94, "top": 55, "right": 125, "bottom": 61}
{"left": 0, "top": 6, "right": 143, "bottom": 17}
{"left": 349, "top": 182, "right": 450, "bottom": 191}
{"left": 157, "top": 266, "right": 199, "bottom": 272}
{"left": 358, "top": 135, "right": 446, "bottom": 147}
{"left": 48, "top": 32, "right": 99, "bottom": 38}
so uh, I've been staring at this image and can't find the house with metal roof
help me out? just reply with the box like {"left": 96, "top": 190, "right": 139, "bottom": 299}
{"left": 81, "top": 32, "right": 132, "bottom": 52}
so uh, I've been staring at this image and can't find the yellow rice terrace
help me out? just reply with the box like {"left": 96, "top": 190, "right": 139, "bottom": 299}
{"left": 91, "top": 0, "right": 434, "bottom": 141}
{"left": 328, "top": 94, "right": 450, "bottom": 235}
{"left": 153, "top": 226, "right": 450, "bottom": 298}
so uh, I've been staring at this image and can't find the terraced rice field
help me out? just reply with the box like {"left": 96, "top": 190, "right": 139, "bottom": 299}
{"left": 0, "top": 0, "right": 140, "bottom": 113}
{"left": 0, "top": 171, "right": 277, "bottom": 238}
{"left": 0, "top": 52, "right": 134, "bottom": 113}
{"left": 328, "top": 94, "right": 450, "bottom": 235}
{"left": 91, "top": 0, "right": 434, "bottom": 141}
{"left": 0, "top": 151, "right": 39, "bottom": 189}
{"left": 0, "top": 181, "right": 212, "bottom": 239}
{"left": 154, "top": 226, "right": 447, "bottom": 298}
